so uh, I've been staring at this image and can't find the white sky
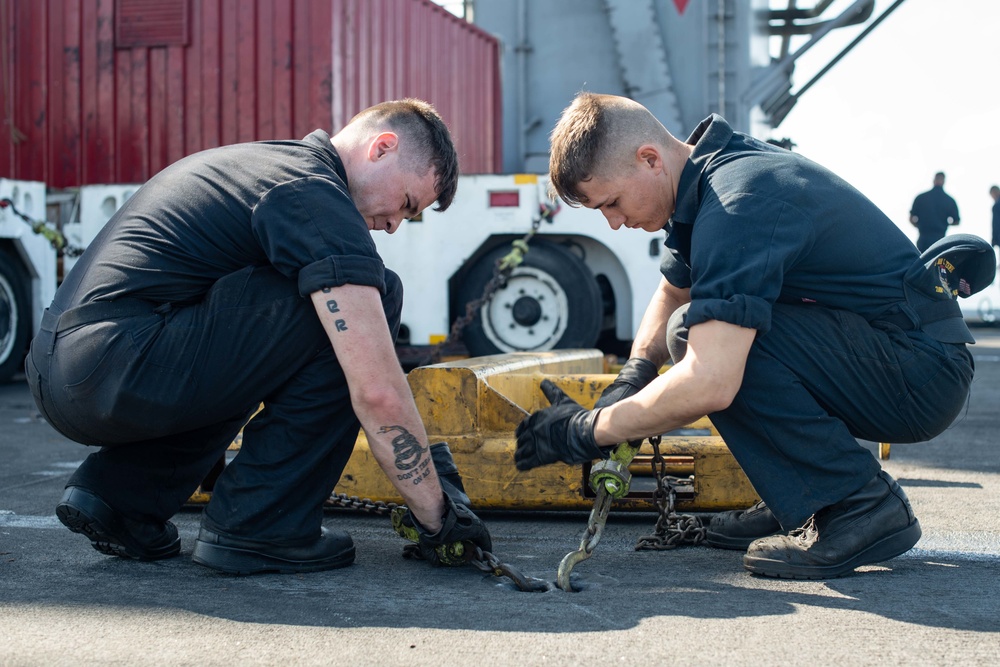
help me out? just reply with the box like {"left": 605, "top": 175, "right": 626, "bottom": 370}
{"left": 771, "top": 0, "right": 1000, "bottom": 244}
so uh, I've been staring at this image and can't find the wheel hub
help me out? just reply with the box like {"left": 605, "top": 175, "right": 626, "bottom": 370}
{"left": 511, "top": 295, "right": 542, "bottom": 327}
{"left": 481, "top": 267, "right": 569, "bottom": 352}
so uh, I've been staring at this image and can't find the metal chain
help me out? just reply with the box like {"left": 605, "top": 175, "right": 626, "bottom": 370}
{"left": 328, "top": 436, "right": 707, "bottom": 589}
{"left": 635, "top": 435, "right": 707, "bottom": 550}
{"left": 402, "top": 541, "right": 554, "bottom": 592}
{"left": 327, "top": 491, "right": 553, "bottom": 591}
{"left": 324, "top": 492, "right": 399, "bottom": 516}
{"left": 416, "top": 203, "right": 555, "bottom": 366}
{"left": 467, "top": 544, "right": 554, "bottom": 592}
{"left": 0, "top": 197, "right": 85, "bottom": 257}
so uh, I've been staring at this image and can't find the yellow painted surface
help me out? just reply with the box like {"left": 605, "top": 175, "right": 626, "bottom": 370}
{"left": 191, "top": 350, "right": 756, "bottom": 510}
{"left": 333, "top": 349, "right": 756, "bottom": 511}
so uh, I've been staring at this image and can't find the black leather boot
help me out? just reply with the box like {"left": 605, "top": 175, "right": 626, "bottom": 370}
{"left": 705, "top": 500, "right": 784, "bottom": 550}
{"left": 192, "top": 526, "right": 355, "bottom": 575}
{"left": 743, "top": 470, "right": 921, "bottom": 579}
{"left": 56, "top": 486, "right": 181, "bottom": 560}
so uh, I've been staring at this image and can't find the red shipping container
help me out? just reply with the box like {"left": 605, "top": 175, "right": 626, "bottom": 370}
{"left": 0, "top": 0, "right": 502, "bottom": 188}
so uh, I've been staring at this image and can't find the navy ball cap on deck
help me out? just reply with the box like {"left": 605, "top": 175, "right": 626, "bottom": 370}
{"left": 903, "top": 233, "right": 997, "bottom": 344}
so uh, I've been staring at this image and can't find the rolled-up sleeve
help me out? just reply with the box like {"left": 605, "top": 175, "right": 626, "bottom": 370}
{"left": 251, "top": 177, "right": 386, "bottom": 296}
{"left": 297, "top": 254, "right": 385, "bottom": 296}
{"left": 685, "top": 294, "right": 771, "bottom": 332}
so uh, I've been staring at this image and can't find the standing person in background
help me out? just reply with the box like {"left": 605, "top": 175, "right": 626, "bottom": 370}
{"left": 989, "top": 185, "right": 1000, "bottom": 249}
{"left": 910, "top": 172, "right": 960, "bottom": 251}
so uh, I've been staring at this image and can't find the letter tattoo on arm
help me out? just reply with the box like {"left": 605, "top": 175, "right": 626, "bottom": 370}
{"left": 379, "top": 425, "right": 431, "bottom": 485}
{"left": 322, "top": 291, "right": 348, "bottom": 332}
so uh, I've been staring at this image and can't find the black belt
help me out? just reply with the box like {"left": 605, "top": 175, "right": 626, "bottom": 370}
{"left": 872, "top": 299, "right": 962, "bottom": 331}
{"left": 40, "top": 299, "right": 168, "bottom": 335}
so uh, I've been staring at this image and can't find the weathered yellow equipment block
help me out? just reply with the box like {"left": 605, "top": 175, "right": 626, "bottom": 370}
{"left": 333, "top": 349, "right": 759, "bottom": 512}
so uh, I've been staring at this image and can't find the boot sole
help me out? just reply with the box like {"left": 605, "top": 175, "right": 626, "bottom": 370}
{"left": 56, "top": 501, "right": 180, "bottom": 561}
{"left": 191, "top": 540, "right": 356, "bottom": 575}
{"left": 743, "top": 520, "right": 922, "bottom": 579}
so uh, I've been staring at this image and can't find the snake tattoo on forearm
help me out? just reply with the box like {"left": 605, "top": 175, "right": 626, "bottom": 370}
{"left": 379, "top": 425, "right": 432, "bottom": 484}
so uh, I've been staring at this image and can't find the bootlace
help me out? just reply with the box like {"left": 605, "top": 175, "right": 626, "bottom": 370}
{"left": 788, "top": 515, "right": 818, "bottom": 539}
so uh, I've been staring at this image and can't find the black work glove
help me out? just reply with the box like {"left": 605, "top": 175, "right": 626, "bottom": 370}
{"left": 594, "top": 357, "right": 659, "bottom": 409}
{"left": 429, "top": 442, "right": 471, "bottom": 507}
{"left": 406, "top": 495, "right": 493, "bottom": 566}
{"left": 514, "top": 380, "right": 605, "bottom": 471}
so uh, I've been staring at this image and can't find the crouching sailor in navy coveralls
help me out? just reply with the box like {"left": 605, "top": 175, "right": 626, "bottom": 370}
{"left": 27, "top": 99, "right": 491, "bottom": 574}
{"left": 514, "top": 92, "right": 994, "bottom": 579}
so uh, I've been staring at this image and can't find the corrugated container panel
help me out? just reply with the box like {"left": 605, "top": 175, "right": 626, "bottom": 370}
{"left": 0, "top": 0, "right": 501, "bottom": 189}
{"left": 332, "top": 0, "right": 501, "bottom": 172}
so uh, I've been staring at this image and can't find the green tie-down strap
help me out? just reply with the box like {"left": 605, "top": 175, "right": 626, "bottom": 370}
{"left": 589, "top": 440, "right": 643, "bottom": 499}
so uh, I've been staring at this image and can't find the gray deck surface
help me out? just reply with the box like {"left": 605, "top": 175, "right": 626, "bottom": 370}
{"left": 2, "top": 331, "right": 999, "bottom": 666}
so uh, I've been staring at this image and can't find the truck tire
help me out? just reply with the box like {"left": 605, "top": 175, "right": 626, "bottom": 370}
{"left": 456, "top": 239, "right": 603, "bottom": 356}
{"left": 0, "top": 252, "right": 31, "bottom": 383}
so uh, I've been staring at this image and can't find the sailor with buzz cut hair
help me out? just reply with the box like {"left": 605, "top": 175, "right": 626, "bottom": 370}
{"left": 515, "top": 92, "right": 994, "bottom": 580}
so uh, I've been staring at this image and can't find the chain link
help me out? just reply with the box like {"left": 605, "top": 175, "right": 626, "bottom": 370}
{"left": 635, "top": 435, "right": 707, "bottom": 550}
{"left": 324, "top": 491, "right": 399, "bottom": 516}
{"left": 0, "top": 196, "right": 86, "bottom": 257}
{"left": 468, "top": 545, "right": 555, "bottom": 592}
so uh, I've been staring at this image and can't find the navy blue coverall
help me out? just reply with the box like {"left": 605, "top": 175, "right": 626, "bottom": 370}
{"left": 661, "top": 116, "right": 974, "bottom": 529}
{"left": 25, "top": 131, "right": 400, "bottom": 543}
